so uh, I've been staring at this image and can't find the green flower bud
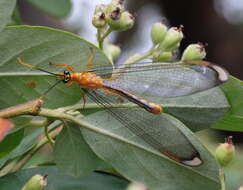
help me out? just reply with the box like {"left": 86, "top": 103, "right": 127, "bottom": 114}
{"left": 151, "top": 22, "right": 168, "bottom": 44}
{"left": 106, "top": 1, "right": 124, "bottom": 16}
{"left": 92, "top": 12, "right": 106, "bottom": 28}
{"left": 152, "top": 51, "right": 173, "bottom": 62}
{"left": 107, "top": 7, "right": 122, "bottom": 29}
{"left": 118, "top": 11, "right": 134, "bottom": 30}
{"left": 105, "top": 43, "right": 121, "bottom": 60}
{"left": 107, "top": 11, "right": 134, "bottom": 31}
{"left": 94, "top": 4, "right": 107, "bottom": 14}
{"left": 21, "top": 174, "right": 47, "bottom": 190}
{"left": 215, "top": 136, "right": 235, "bottom": 167}
{"left": 161, "top": 26, "right": 184, "bottom": 51}
{"left": 181, "top": 43, "right": 206, "bottom": 61}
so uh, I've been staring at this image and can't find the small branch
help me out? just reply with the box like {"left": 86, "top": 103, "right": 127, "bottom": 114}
{"left": 122, "top": 47, "right": 157, "bottom": 65}
{"left": 220, "top": 168, "right": 226, "bottom": 190}
{"left": 38, "top": 108, "right": 140, "bottom": 146}
{"left": 44, "top": 124, "right": 55, "bottom": 146}
{"left": 97, "top": 28, "right": 102, "bottom": 49}
{"left": 98, "top": 28, "right": 113, "bottom": 50}
{"left": 0, "top": 99, "right": 44, "bottom": 118}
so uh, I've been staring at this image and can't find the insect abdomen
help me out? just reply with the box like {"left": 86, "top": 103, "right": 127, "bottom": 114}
{"left": 103, "top": 85, "right": 162, "bottom": 114}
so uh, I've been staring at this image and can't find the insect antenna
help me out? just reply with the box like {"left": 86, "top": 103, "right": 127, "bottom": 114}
{"left": 40, "top": 79, "right": 63, "bottom": 98}
{"left": 17, "top": 57, "right": 63, "bottom": 77}
{"left": 17, "top": 57, "right": 64, "bottom": 98}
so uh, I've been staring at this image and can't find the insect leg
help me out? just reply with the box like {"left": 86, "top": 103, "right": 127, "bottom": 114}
{"left": 82, "top": 94, "right": 87, "bottom": 109}
{"left": 18, "top": 57, "right": 61, "bottom": 76}
{"left": 49, "top": 62, "right": 77, "bottom": 73}
{"left": 17, "top": 57, "right": 37, "bottom": 69}
{"left": 86, "top": 48, "right": 95, "bottom": 70}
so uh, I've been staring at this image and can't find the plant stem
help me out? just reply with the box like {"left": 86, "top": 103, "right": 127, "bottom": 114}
{"left": 97, "top": 28, "right": 102, "bottom": 49}
{"left": 220, "top": 168, "right": 226, "bottom": 190}
{"left": 98, "top": 28, "right": 113, "bottom": 50}
{"left": 122, "top": 47, "right": 156, "bottom": 65}
{"left": 0, "top": 98, "right": 43, "bottom": 118}
{"left": 38, "top": 108, "right": 163, "bottom": 159}
{"left": 44, "top": 124, "right": 55, "bottom": 146}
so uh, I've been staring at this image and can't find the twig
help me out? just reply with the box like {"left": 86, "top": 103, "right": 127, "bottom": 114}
{"left": 98, "top": 28, "right": 113, "bottom": 49}
{"left": 122, "top": 47, "right": 157, "bottom": 65}
{"left": 44, "top": 122, "right": 55, "bottom": 146}
{"left": 0, "top": 99, "right": 43, "bottom": 118}
{"left": 219, "top": 168, "right": 226, "bottom": 190}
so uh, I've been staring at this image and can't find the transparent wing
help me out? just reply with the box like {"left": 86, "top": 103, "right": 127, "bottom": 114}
{"left": 82, "top": 88, "right": 202, "bottom": 166}
{"left": 86, "top": 61, "right": 189, "bottom": 76}
{"left": 102, "top": 62, "right": 228, "bottom": 101}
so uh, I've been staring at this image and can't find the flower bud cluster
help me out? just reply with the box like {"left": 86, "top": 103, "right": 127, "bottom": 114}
{"left": 151, "top": 23, "right": 183, "bottom": 50}
{"left": 150, "top": 22, "right": 207, "bottom": 62}
{"left": 92, "top": 0, "right": 134, "bottom": 31}
{"left": 150, "top": 22, "right": 183, "bottom": 62}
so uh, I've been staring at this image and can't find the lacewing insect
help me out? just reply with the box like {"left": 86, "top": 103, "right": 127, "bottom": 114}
{"left": 17, "top": 55, "right": 229, "bottom": 167}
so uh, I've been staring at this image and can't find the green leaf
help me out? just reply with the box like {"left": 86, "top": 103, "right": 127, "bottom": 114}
{"left": 0, "top": 0, "right": 16, "bottom": 32}
{"left": 0, "top": 166, "right": 128, "bottom": 190}
{"left": 26, "top": 0, "right": 72, "bottom": 18}
{"left": 54, "top": 123, "right": 101, "bottom": 177}
{"left": 9, "top": 116, "right": 33, "bottom": 133}
{"left": 81, "top": 111, "right": 221, "bottom": 190}
{"left": 0, "top": 128, "right": 24, "bottom": 159}
{"left": 0, "top": 25, "right": 110, "bottom": 109}
{"left": 213, "top": 76, "right": 243, "bottom": 131}
{"left": 164, "top": 87, "right": 229, "bottom": 131}
{"left": 0, "top": 128, "right": 42, "bottom": 168}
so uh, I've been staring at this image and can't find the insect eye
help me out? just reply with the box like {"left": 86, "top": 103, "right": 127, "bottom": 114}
{"left": 64, "top": 70, "right": 69, "bottom": 75}
{"left": 62, "top": 70, "right": 71, "bottom": 83}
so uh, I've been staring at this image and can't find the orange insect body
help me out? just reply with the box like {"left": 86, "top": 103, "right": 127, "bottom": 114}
{"left": 17, "top": 57, "right": 163, "bottom": 114}
{"left": 70, "top": 72, "right": 163, "bottom": 114}
{"left": 71, "top": 72, "right": 104, "bottom": 89}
